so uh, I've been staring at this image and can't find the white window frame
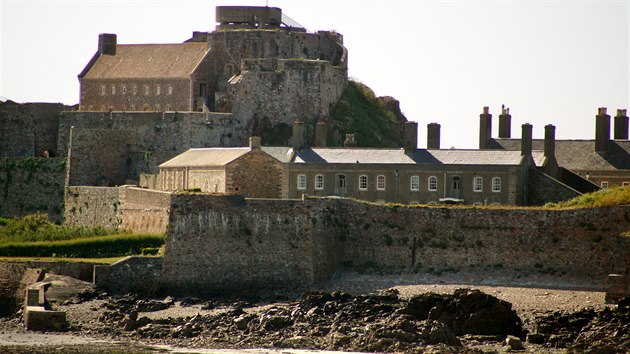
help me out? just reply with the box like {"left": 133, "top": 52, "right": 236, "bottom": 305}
{"left": 156, "top": 85, "right": 161, "bottom": 95}
{"left": 359, "top": 175, "right": 368, "bottom": 191}
{"left": 315, "top": 175, "right": 324, "bottom": 190}
{"left": 101, "top": 85, "right": 106, "bottom": 95}
{"left": 473, "top": 176, "right": 483, "bottom": 192}
{"left": 110, "top": 85, "right": 116, "bottom": 95}
{"left": 297, "top": 174, "right": 306, "bottom": 190}
{"left": 133, "top": 85, "right": 138, "bottom": 95}
{"left": 492, "top": 177, "right": 501, "bottom": 192}
{"left": 144, "top": 85, "right": 150, "bottom": 96}
{"left": 122, "top": 85, "right": 127, "bottom": 94}
{"left": 410, "top": 175, "right": 419, "bottom": 191}
{"left": 601, "top": 181, "right": 609, "bottom": 189}
{"left": 428, "top": 176, "right": 438, "bottom": 191}
{"left": 167, "top": 86, "right": 173, "bottom": 95}
{"left": 377, "top": 175, "right": 386, "bottom": 191}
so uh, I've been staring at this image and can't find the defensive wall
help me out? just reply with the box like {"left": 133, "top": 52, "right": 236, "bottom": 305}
{"left": 65, "top": 186, "right": 170, "bottom": 234}
{"left": 160, "top": 194, "right": 630, "bottom": 295}
{"left": 0, "top": 157, "right": 66, "bottom": 222}
{"left": 57, "top": 111, "right": 242, "bottom": 187}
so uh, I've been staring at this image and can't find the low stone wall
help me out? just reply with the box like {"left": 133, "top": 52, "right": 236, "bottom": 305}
{"left": 119, "top": 187, "right": 171, "bottom": 234}
{"left": 161, "top": 195, "right": 630, "bottom": 295}
{"left": 64, "top": 186, "right": 121, "bottom": 229}
{"left": 0, "top": 157, "right": 67, "bottom": 222}
{"left": 94, "top": 256, "right": 163, "bottom": 296}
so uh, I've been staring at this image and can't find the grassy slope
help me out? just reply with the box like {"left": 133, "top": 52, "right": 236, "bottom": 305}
{"left": 545, "top": 185, "right": 630, "bottom": 208}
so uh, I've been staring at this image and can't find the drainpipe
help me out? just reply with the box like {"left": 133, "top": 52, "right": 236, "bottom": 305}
{"left": 443, "top": 173, "right": 447, "bottom": 199}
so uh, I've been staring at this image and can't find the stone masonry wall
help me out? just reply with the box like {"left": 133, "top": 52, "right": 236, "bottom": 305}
{"left": 161, "top": 195, "right": 630, "bottom": 294}
{"left": 94, "top": 256, "right": 163, "bottom": 296}
{"left": 226, "top": 149, "right": 284, "bottom": 198}
{"left": 57, "top": 111, "right": 242, "bottom": 186}
{"left": 65, "top": 186, "right": 170, "bottom": 234}
{"left": 528, "top": 168, "right": 580, "bottom": 206}
{"left": 64, "top": 186, "right": 121, "bottom": 229}
{"left": 0, "top": 157, "right": 66, "bottom": 222}
{"left": 0, "top": 101, "right": 74, "bottom": 158}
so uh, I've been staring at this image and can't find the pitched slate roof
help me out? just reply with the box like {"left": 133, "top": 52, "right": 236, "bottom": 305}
{"left": 81, "top": 43, "right": 209, "bottom": 80}
{"left": 489, "top": 138, "right": 630, "bottom": 170}
{"left": 159, "top": 147, "right": 290, "bottom": 168}
{"left": 293, "top": 148, "right": 544, "bottom": 166}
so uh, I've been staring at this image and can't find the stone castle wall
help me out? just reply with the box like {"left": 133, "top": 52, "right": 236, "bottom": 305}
{"left": 57, "top": 111, "right": 242, "bottom": 186}
{"left": 0, "top": 157, "right": 66, "bottom": 222}
{"left": 65, "top": 186, "right": 170, "bottom": 234}
{"left": 0, "top": 101, "right": 74, "bottom": 158}
{"left": 160, "top": 194, "right": 630, "bottom": 295}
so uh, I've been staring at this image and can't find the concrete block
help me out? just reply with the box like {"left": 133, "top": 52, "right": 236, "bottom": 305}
{"left": 605, "top": 274, "right": 630, "bottom": 303}
{"left": 24, "top": 307, "right": 68, "bottom": 331}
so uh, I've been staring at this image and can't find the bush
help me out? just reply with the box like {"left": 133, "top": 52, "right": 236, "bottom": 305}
{"left": 0, "top": 233, "right": 164, "bottom": 258}
{"left": 545, "top": 185, "right": 630, "bottom": 208}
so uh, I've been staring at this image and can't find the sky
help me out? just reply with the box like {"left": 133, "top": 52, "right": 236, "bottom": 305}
{"left": 1, "top": 0, "right": 628, "bottom": 149}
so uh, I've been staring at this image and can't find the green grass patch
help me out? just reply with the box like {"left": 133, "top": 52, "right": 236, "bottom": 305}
{"left": 0, "top": 233, "right": 165, "bottom": 258}
{"left": 545, "top": 185, "right": 630, "bottom": 208}
{"left": 0, "top": 213, "right": 125, "bottom": 243}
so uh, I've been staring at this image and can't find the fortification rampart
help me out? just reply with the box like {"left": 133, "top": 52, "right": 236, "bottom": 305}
{"left": 57, "top": 111, "right": 241, "bottom": 186}
{"left": 0, "top": 157, "right": 66, "bottom": 222}
{"left": 65, "top": 186, "right": 170, "bottom": 234}
{"left": 160, "top": 194, "right": 630, "bottom": 295}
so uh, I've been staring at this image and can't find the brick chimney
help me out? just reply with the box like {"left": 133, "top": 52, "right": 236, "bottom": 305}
{"left": 249, "top": 136, "right": 261, "bottom": 149}
{"left": 315, "top": 121, "right": 327, "bottom": 147}
{"left": 427, "top": 123, "right": 440, "bottom": 149}
{"left": 498, "top": 105, "right": 511, "bottom": 139}
{"left": 479, "top": 106, "right": 492, "bottom": 149}
{"left": 98, "top": 33, "right": 117, "bottom": 56}
{"left": 404, "top": 121, "right": 418, "bottom": 153}
{"left": 614, "top": 109, "right": 628, "bottom": 140}
{"left": 343, "top": 134, "right": 357, "bottom": 147}
{"left": 292, "top": 121, "right": 304, "bottom": 150}
{"left": 544, "top": 124, "right": 555, "bottom": 158}
{"left": 521, "top": 123, "right": 532, "bottom": 157}
{"left": 595, "top": 107, "right": 610, "bottom": 153}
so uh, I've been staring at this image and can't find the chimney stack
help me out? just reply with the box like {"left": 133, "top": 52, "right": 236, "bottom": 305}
{"left": 315, "top": 121, "right": 327, "bottom": 147}
{"left": 614, "top": 109, "right": 628, "bottom": 140}
{"left": 427, "top": 123, "right": 441, "bottom": 149}
{"left": 498, "top": 105, "right": 512, "bottom": 138}
{"left": 343, "top": 134, "right": 357, "bottom": 147}
{"left": 403, "top": 121, "right": 418, "bottom": 153}
{"left": 595, "top": 107, "right": 610, "bottom": 153}
{"left": 98, "top": 33, "right": 117, "bottom": 55}
{"left": 249, "top": 136, "right": 261, "bottom": 149}
{"left": 292, "top": 121, "right": 304, "bottom": 150}
{"left": 521, "top": 123, "right": 533, "bottom": 157}
{"left": 479, "top": 106, "right": 492, "bottom": 149}
{"left": 544, "top": 124, "right": 555, "bottom": 158}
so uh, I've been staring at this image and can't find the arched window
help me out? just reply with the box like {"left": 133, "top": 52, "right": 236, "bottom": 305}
{"left": 410, "top": 176, "right": 419, "bottom": 191}
{"left": 297, "top": 174, "right": 306, "bottom": 190}
{"left": 473, "top": 176, "right": 483, "bottom": 192}
{"left": 315, "top": 175, "right": 324, "bottom": 190}
{"left": 377, "top": 175, "right": 386, "bottom": 190}
{"left": 492, "top": 177, "right": 501, "bottom": 192}
{"left": 359, "top": 175, "right": 368, "bottom": 191}
{"left": 428, "top": 176, "right": 438, "bottom": 191}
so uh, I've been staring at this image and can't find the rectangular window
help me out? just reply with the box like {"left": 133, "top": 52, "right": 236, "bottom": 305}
{"left": 156, "top": 85, "right": 161, "bottom": 95}
{"left": 315, "top": 175, "right": 324, "bottom": 190}
{"left": 101, "top": 85, "right": 106, "bottom": 95}
{"left": 410, "top": 176, "right": 419, "bottom": 191}
{"left": 623, "top": 182, "right": 629, "bottom": 187}
{"left": 473, "top": 177, "right": 483, "bottom": 192}
{"left": 144, "top": 85, "right": 150, "bottom": 95}
{"left": 492, "top": 177, "right": 501, "bottom": 192}
{"left": 168, "top": 86, "right": 173, "bottom": 95}
{"left": 428, "top": 176, "right": 438, "bottom": 191}
{"left": 122, "top": 85, "right": 127, "bottom": 94}
{"left": 601, "top": 181, "right": 609, "bottom": 189}
{"left": 359, "top": 175, "right": 368, "bottom": 191}
{"left": 297, "top": 174, "right": 306, "bottom": 190}
{"left": 110, "top": 85, "right": 116, "bottom": 95}
{"left": 165, "top": 104, "right": 172, "bottom": 111}
{"left": 133, "top": 85, "right": 138, "bottom": 95}
{"left": 377, "top": 175, "right": 386, "bottom": 190}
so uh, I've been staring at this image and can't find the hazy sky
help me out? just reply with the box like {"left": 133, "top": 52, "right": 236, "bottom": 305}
{"left": 1, "top": 0, "right": 628, "bottom": 148}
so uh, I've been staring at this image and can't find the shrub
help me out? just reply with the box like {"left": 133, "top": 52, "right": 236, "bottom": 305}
{"left": 0, "top": 233, "right": 164, "bottom": 258}
{"left": 545, "top": 185, "right": 630, "bottom": 208}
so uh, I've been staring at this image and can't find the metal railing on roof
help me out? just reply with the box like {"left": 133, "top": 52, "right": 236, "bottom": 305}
{"left": 281, "top": 13, "right": 306, "bottom": 31}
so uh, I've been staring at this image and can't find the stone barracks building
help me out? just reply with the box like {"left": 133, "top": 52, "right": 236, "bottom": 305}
{"left": 158, "top": 119, "right": 579, "bottom": 206}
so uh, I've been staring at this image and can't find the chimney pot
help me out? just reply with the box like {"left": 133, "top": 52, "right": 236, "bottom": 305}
{"left": 343, "top": 134, "right": 357, "bottom": 148}
{"left": 98, "top": 33, "right": 117, "bottom": 55}
{"left": 498, "top": 106, "right": 512, "bottom": 139}
{"left": 292, "top": 121, "right": 305, "bottom": 150}
{"left": 249, "top": 136, "right": 261, "bottom": 149}
{"left": 595, "top": 107, "right": 611, "bottom": 153}
{"left": 521, "top": 123, "right": 533, "bottom": 157}
{"left": 427, "top": 123, "right": 440, "bottom": 149}
{"left": 404, "top": 122, "right": 418, "bottom": 153}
